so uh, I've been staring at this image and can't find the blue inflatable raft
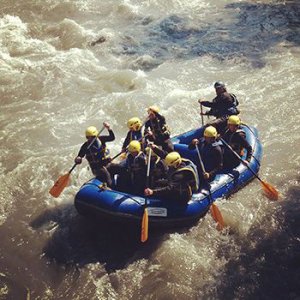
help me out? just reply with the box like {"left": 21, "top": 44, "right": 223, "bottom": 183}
{"left": 74, "top": 124, "right": 262, "bottom": 228}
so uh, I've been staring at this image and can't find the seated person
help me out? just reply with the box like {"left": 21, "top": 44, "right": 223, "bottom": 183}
{"left": 222, "top": 115, "right": 253, "bottom": 169}
{"left": 109, "top": 140, "right": 147, "bottom": 195}
{"left": 144, "top": 152, "right": 199, "bottom": 203}
{"left": 145, "top": 146, "right": 168, "bottom": 189}
{"left": 188, "top": 126, "right": 223, "bottom": 181}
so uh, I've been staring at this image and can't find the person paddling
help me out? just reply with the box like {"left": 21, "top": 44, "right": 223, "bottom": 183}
{"left": 144, "top": 105, "right": 174, "bottom": 154}
{"left": 188, "top": 126, "right": 223, "bottom": 182}
{"left": 221, "top": 115, "right": 253, "bottom": 169}
{"left": 144, "top": 152, "right": 199, "bottom": 203}
{"left": 74, "top": 122, "right": 115, "bottom": 186}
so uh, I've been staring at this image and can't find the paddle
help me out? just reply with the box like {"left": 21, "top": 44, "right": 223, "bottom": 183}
{"left": 49, "top": 164, "right": 77, "bottom": 198}
{"left": 195, "top": 146, "right": 225, "bottom": 230}
{"left": 141, "top": 148, "right": 151, "bottom": 242}
{"left": 49, "top": 126, "right": 106, "bottom": 198}
{"left": 220, "top": 138, "right": 279, "bottom": 201}
{"left": 198, "top": 99, "right": 210, "bottom": 123}
{"left": 200, "top": 101, "right": 204, "bottom": 126}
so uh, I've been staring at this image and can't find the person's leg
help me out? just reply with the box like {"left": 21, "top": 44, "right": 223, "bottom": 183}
{"left": 96, "top": 167, "right": 112, "bottom": 187}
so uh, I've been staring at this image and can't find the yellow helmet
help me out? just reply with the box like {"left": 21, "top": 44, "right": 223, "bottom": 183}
{"left": 85, "top": 126, "right": 99, "bottom": 137}
{"left": 128, "top": 140, "right": 141, "bottom": 153}
{"left": 204, "top": 126, "right": 217, "bottom": 138}
{"left": 127, "top": 117, "right": 142, "bottom": 131}
{"left": 228, "top": 115, "right": 241, "bottom": 126}
{"left": 165, "top": 152, "right": 182, "bottom": 168}
{"left": 147, "top": 105, "right": 160, "bottom": 114}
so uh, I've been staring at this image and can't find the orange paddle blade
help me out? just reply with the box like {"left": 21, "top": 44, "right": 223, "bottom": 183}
{"left": 261, "top": 180, "right": 279, "bottom": 201}
{"left": 141, "top": 208, "right": 149, "bottom": 243}
{"left": 49, "top": 173, "right": 71, "bottom": 198}
{"left": 210, "top": 203, "right": 225, "bottom": 231}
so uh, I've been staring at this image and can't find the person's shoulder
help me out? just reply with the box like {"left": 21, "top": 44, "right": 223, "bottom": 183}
{"left": 220, "top": 92, "right": 232, "bottom": 100}
{"left": 156, "top": 113, "right": 166, "bottom": 121}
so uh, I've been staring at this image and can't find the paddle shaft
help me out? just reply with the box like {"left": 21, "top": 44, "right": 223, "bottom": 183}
{"left": 146, "top": 148, "right": 152, "bottom": 188}
{"left": 200, "top": 104, "right": 204, "bottom": 126}
{"left": 195, "top": 145, "right": 225, "bottom": 229}
{"left": 195, "top": 146, "right": 213, "bottom": 200}
{"left": 140, "top": 146, "right": 151, "bottom": 243}
{"left": 195, "top": 145, "right": 205, "bottom": 176}
{"left": 220, "top": 138, "right": 262, "bottom": 183}
{"left": 68, "top": 163, "right": 77, "bottom": 174}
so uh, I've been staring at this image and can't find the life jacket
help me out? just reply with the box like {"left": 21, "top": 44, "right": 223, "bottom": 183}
{"left": 170, "top": 159, "right": 199, "bottom": 197}
{"left": 211, "top": 93, "right": 239, "bottom": 117}
{"left": 224, "top": 128, "right": 245, "bottom": 156}
{"left": 126, "top": 152, "right": 146, "bottom": 178}
{"left": 149, "top": 157, "right": 167, "bottom": 187}
{"left": 85, "top": 138, "right": 110, "bottom": 167}
{"left": 199, "top": 139, "right": 223, "bottom": 172}
{"left": 227, "top": 93, "right": 240, "bottom": 116}
{"left": 147, "top": 114, "right": 171, "bottom": 141}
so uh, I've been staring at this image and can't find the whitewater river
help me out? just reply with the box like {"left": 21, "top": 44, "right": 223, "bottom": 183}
{"left": 1, "top": 0, "right": 299, "bottom": 299}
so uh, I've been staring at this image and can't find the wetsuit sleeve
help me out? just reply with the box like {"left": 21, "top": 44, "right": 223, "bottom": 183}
{"left": 152, "top": 171, "right": 185, "bottom": 196}
{"left": 201, "top": 100, "right": 217, "bottom": 116}
{"left": 152, "top": 147, "right": 167, "bottom": 159}
{"left": 144, "top": 120, "right": 151, "bottom": 135}
{"left": 122, "top": 131, "right": 131, "bottom": 151}
{"left": 238, "top": 133, "right": 253, "bottom": 162}
{"left": 201, "top": 101, "right": 213, "bottom": 108}
{"left": 99, "top": 129, "right": 115, "bottom": 143}
{"left": 77, "top": 142, "right": 88, "bottom": 157}
{"left": 208, "top": 147, "right": 223, "bottom": 178}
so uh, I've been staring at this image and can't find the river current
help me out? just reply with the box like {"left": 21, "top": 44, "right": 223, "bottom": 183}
{"left": 0, "top": 0, "right": 300, "bottom": 299}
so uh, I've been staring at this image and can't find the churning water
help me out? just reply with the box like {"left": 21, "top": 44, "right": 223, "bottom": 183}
{"left": 0, "top": 0, "right": 300, "bottom": 299}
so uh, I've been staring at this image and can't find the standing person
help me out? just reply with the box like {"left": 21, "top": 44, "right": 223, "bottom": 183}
{"left": 74, "top": 122, "right": 115, "bottom": 186}
{"left": 144, "top": 105, "right": 174, "bottom": 154}
{"left": 122, "top": 117, "right": 143, "bottom": 152}
{"left": 199, "top": 81, "right": 239, "bottom": 134}
{"left": 144, "top": 152, "right": 199, "bottom": 203}
{"left": 144, "top": 146, "right": 168, "bottom": 189}
{"left": 189, "top": 126, "right": 223, "bottom": 181}
{"left": 222, "top": 115, "right": 253, "bottom": 169}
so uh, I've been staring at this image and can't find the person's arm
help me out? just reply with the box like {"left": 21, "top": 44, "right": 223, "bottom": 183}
{"left": 75, "top": 142, "right": 88, "bottom": 164}
{"left": 148, "top": 142, "right": 167, "bottom": 159}
{"left": 143, "top": 120, "right": 151, "bottom": 135}
{"left": 122, "top": 131, "right": 131, "bottom": 151}
{"left": 100, "top": 128, "right": 115, "bottom": 143}
{"left": 152, "top": 172, "right": 184, "bottom": 196}
{"left": 77, "top": 142, "right": 88, "bottom": 157}
{"left": 200, "top": 101, "right": 213, "bottom": 108}
{"left": 238, "top": 133, "right": 253, "bottom": 162}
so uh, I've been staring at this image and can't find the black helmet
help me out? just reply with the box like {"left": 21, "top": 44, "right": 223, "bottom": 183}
{"left": 214, "top": 81, "right": 225, "bottom": 89}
